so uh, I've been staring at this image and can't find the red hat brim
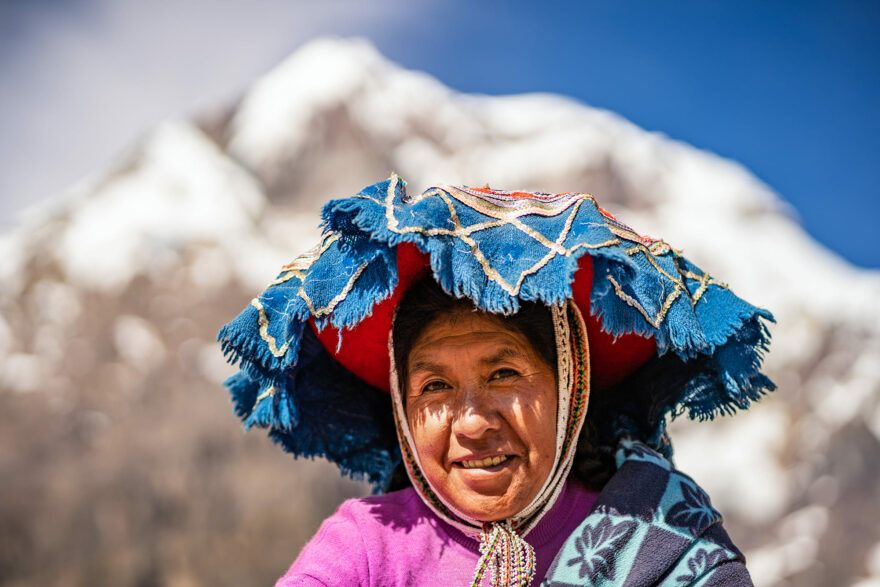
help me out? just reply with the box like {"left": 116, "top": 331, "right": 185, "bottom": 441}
{"left": 311, "top": 243, "right": 656, "bottom": 392}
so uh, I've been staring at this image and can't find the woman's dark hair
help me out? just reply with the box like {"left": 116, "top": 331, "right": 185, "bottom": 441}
{"left": 387, "top": 275, "right": 617, "bottom": 492}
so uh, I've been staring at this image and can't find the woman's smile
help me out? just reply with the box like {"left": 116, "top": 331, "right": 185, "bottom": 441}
{"left": 455, "top": 454, "right": 511, "bottom": 469}
{"left": 404, "top": 311, "right": 558, "bottom": 521}
{"left": 452, "top": 454, "right": 520, "bottom": 497}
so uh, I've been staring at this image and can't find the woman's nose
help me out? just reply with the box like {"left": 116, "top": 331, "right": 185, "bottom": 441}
{"left": 450, "top": 384, "right": 500, "bottom": 439}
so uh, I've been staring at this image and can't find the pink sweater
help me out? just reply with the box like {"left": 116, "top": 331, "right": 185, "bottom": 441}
{"left": 278, "top": 481, "right": 599, "bottom": 586}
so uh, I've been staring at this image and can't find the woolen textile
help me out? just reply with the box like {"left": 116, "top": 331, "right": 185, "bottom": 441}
{"left": 278, "top": 480, "right": 598, "bottom": 586}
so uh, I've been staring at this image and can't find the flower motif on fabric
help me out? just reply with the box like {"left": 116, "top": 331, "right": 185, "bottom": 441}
{"left": 616, "top": 438, "right": 672, "bottom": 471}
{"left": 667, "top": 478, "right": 721, "bottom": 530}
{"left": 621, "top": 441, "right": 656, "bottom": 459}
{"left": 673, "top": 547, "right": 730, "bottom": 584}
{"left": 622, "top": 440, "right": 661, "bottom": 459}
{"left": 565, "top": 516, "right": 637, "bottom": 581}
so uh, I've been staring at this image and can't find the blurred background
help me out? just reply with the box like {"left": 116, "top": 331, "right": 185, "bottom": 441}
{"left": 1, "top": 1, "right": 878, "bottom": 586}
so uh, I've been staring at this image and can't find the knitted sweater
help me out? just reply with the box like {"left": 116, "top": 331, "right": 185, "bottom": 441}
{"left": 279, "top": 480, "right": 599, "bottom": 586}
{"left": 278, "top": 440, "right": 754, "bottom": 586}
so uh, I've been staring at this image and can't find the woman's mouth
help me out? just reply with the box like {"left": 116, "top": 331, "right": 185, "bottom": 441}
{"left": 457, "top": 455, "right": 510, "bottom": 469}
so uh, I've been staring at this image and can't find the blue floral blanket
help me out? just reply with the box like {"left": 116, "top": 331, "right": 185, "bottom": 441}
{"left": 543, "top": 440, "right": 752, "bottom": 586}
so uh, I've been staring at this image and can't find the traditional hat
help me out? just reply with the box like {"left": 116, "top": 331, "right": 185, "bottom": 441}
{"left": 218, "top": 175, "right": 775, "bottom": 491}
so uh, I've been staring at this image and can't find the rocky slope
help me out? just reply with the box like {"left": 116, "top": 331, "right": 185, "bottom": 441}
{"left": 1, "top": 37, "right": 878, "bottom": 586}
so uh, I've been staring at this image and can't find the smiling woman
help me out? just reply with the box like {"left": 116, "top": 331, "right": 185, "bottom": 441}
{"left": 395, "top": 279, "right": 560, "bottom": 523}
{"left": 218, "top": 177, "right": 776, "bottom": 586}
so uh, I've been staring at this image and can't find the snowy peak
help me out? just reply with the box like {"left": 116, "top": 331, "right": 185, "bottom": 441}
{"left": 56, "top": 121, "right": 266, "bottom": 292}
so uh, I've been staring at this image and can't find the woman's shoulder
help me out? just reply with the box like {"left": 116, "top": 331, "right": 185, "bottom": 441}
{"left": 339, "top": 486, "right": 422, "bottom": 516}
{"left": 278, "top": 488, "right": 474, "bottom": 586}
{"left": 329, "top": 487, "right": 437, "bottom": 534}
{"left": 542, "top": 441, "right": 753, "bottom": 586}
{"left": 297, "top": 487, "right": 428, "bottom": 552}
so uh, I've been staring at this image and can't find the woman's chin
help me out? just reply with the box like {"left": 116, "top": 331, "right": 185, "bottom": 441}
{"left": 443, "top": 462, "right": 530, "bottom": 521}
{"left": 448, "top": 490, "right": 521, "bottom": 522}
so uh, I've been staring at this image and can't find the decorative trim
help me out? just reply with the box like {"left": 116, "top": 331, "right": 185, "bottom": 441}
{"left": 382, "top": 174, "right": 619, "bottom": 297}
{"left": 253, "top": 385, "right": 275, "bottom": 409}
{"left": 250, "top": 299, "right": 291, "bottom": 358}
{"left": 297, "top": 261, "right": 370, "bottom": 318}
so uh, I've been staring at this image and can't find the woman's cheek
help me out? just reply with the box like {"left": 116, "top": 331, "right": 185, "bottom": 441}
{"left": 410, "top": 406, "right": 450, "bottom": 456}
{"left": 509, "top": 386, "right": 551, "bottom": 420}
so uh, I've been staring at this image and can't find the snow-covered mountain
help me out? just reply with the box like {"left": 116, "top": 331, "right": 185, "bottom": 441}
{"left": 1, "top": 37, "right": 878, "bottom": 586}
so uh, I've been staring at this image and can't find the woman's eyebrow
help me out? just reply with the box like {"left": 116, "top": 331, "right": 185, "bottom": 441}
{"left": 408, "top": 358, "right": 446, "bottom": 374}
{"left": 480, "top": 346, "right": 527, "bottom": 366}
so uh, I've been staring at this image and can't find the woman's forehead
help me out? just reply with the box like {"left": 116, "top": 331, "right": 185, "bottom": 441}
{"left": 408, "top": 343, "right": 532, "bottom": 374}
{"left": 407, "top": 312, "right": 537, "bottom": 362}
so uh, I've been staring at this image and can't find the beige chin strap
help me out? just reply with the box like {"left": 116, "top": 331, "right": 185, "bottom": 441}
{"left": 388, "top": 301, "right": 591, "bottom": 586}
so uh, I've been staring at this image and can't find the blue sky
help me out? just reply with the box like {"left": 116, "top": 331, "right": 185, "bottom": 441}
{"left": 370, "top": 2, "right": 880, "bottom": 268}
{"left": 2, "top": 0, "right": 878, "bottom": 267}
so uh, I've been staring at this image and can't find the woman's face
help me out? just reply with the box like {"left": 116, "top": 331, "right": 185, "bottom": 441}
{"left": 403, "top": 311, "right": 557, "bottom": 522}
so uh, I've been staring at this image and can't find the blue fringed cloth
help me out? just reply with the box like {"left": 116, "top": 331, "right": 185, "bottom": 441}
{"left": 543, "top": 439, "right": 752, "bottom": 586}
{"left": 218, "top": 176, "right": 775, "bottom": 491}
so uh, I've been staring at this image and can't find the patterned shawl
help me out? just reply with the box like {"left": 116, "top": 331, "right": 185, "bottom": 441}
{"left": 543, "top": 439, "right": 753, "bottom": 586}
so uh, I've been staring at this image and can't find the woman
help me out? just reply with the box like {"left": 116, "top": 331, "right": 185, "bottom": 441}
{"left": 219, "top": 176, "right": 774, "bottom": 585}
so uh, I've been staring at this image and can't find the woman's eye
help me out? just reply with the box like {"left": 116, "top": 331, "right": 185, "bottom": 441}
{"left": 422, "top": 380, "right": 449, "bottom": 393}
{"left": 490, "top": 368, "right": 519, "bottom": 381}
